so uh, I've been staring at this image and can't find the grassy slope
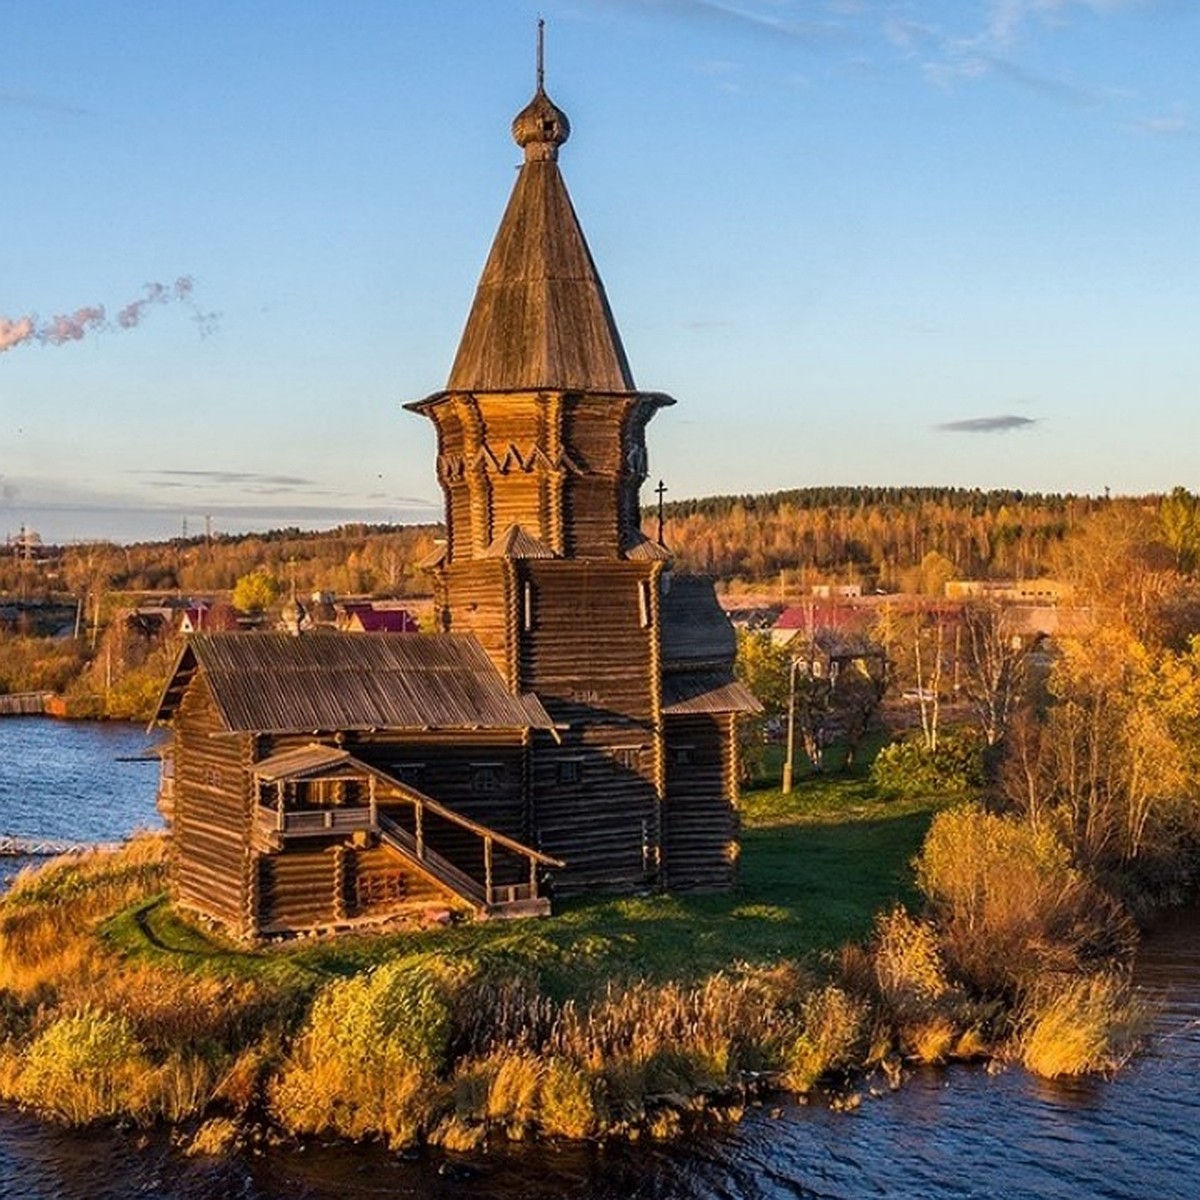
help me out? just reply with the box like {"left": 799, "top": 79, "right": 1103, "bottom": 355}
{"left": 106, "top": 755, "right": 946, "bottom": 1000}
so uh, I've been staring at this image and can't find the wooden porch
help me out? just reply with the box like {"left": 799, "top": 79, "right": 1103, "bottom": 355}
{"left": 249, "top": 744, "right": 562, "bottom": 920}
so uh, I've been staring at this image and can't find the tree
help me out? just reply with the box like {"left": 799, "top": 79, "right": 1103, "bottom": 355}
{"left": 960, "top": 601, "right": 1028, "bottom": 747}
{"left": 735, "top": 630, "right": 791, "bottom": 716}
{"left": 232, "top": 569, "right": 282, "bottom": 614}
{"left": 1159, "top": 487, "right": 1200, "bottom": 574}
{"left": 1001, "top": 628, "right": 1200, "bottom": 869}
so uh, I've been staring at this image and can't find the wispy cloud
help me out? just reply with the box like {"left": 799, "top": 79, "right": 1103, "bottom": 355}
{"left": 140, "top": 470, "right": 318, "bottom": 490}
{"left": 595, "top": 0, "right": 1175, "bottom": 117}
{"left": 618, "top": 0, "right": 853, "bottom": 44}
{"left": 937, "top": 414, "right": 1039, "bottom": 433}
{"left": 0, "top": 89, "right": 88, "bottom": 117}
{"left": 1129, "top": 104, "right": 1191, "bottom": 136}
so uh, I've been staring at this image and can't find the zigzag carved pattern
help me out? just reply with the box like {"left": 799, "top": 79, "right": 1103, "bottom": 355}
{"left": 437, "top": 445, "right": 588, "bottom": 482}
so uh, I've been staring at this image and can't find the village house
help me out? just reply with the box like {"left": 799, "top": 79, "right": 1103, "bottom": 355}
{"left": 153, "top": 61, "right": 758, "bottom": 939}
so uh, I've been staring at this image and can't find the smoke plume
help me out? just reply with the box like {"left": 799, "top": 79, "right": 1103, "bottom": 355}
{"left": 0, "top": 277, "right": 217, "bottom": 354}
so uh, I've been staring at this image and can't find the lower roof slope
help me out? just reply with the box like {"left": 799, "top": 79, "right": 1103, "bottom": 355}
{"left": 154, "top": 632, "right": 553, "bottom": 734}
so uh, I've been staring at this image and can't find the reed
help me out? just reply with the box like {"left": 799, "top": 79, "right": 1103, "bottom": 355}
{"left": 1016, "top": 972, "right": 1148, "bottom": 1078}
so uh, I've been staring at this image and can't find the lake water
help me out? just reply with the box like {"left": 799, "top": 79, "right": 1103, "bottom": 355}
{"left": 1, "top": 717, "right": 1198, "bottom": 1200}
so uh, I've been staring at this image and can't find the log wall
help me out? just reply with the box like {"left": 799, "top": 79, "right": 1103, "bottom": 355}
{"left": 441, "top": 560, "right": 513, "bottom": 677}
{"left": 171, "top": 675, "right": 253, "bottom": 931}
{"left": 662, "top": 714, "right": 738, "bottom": 891}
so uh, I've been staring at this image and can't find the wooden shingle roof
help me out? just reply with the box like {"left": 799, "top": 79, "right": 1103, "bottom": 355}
{"left": 444, "top": 87, "right": 635, "bottom": 394}
{"left": 660, "top": 575, "right": 738, "bottom": 669}
{"left": 153, "top": 632, "right": 553, "bottom": 734}
{"left": 662, "top": 671, "right": 762, "bottom": 716}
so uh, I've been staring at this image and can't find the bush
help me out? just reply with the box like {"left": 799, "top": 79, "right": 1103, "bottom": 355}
{"left": 870, "top": 729, "right": 984, "bottom": 798}
{"left": 15, "top": 1008, "right": 152, "bottom": 1124}
{"left": 269, "top": 952, "right": 472, "bottom": 1146}
{"left": 781, "top": 984, "right": 868, "bottom": 1092}
{"left": 914, "top": 805, "right": 1135, "bottom": 994}
{"left": 871, "top": 905, "right": 949, "bottom": 1015}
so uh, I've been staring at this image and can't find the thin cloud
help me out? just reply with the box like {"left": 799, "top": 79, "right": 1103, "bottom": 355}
{"left": 1129, "top": 105, "right": 1191, "bottom": 136}
{"left": 985, "top": 0, "right": 1141, "bottom": 49}
{"left": 0, "top": 89, "right": 88, "bottom": 117}
{"left": 140, "top": 470, "right": 317, "bottom": 489}
{"left": 595, "top": 0, "right": 855, "bottom": 46}
{"left": 937, "top": 415, "right": 1040, "bottom": 433}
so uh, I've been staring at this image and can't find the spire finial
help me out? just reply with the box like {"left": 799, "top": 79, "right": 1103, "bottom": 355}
{"left": 537, "top": 17, "right": 545, "bottom": 93}
{"left": 512, "top": 20, "right": 570, "bottom": 161}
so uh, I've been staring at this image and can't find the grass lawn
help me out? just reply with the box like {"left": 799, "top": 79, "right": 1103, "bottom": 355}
{"left": 107, "top": 747, "right": 950, "bottom": 999}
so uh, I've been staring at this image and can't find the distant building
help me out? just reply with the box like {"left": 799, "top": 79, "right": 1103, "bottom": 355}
{"left": 944, "top": 579, "right": 1073, "bottom": 604}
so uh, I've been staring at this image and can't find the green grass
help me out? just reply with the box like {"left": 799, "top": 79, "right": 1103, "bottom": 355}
{"left": 105, "top": 754, "right": 950, "bottom": 1001}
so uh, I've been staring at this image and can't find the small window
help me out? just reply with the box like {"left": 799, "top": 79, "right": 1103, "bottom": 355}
{"left": 638, "top": 579, "right": 652, "bottom": 628}
{"left": 471, "top": 764, "right": 504, "bottom": 794}
{"left": 672, "top": 745, "right": 695, "bottom": 767}
{"left": 204, "top": 765, "right": 223, "bottom": 789}
{"left": 394, "top": 763, "right": 425, "bottom": 786}
{"left": 523, "top": 580, "right": 535, "bottom": 632}
{"left": 614, "top": 746, "right": 644, "bottom": 771}
{"left": 557, "top": 758, "right": 583, "bottom": 785}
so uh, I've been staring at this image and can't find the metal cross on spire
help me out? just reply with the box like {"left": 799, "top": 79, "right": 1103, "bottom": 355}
{"left": 536, "top": 16, "right": 545, "bottom": 92}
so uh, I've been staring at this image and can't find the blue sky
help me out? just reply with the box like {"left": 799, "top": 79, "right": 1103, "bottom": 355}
{"left": 2, "top": 0, "right": 1196, "bottom": 544}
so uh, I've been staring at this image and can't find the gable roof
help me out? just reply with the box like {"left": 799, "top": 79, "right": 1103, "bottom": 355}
{"left": 153, "top": 632, "right": 553, "bottom": 734}
{"left": 346, "top": 608, "right": 419, "bottom": 633}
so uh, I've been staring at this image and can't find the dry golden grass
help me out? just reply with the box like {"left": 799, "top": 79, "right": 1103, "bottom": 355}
{"left": 872, "top": 905, "right": 950, "bottom": 1013}
{"left": 6, "top": 1007, "right": 154, "bottom": 1125}
{"left": 781, "top": 984, "right": 869, "bottom": 1093}
{"left": 1016, "top": 972, "right": 1149, "bottom": 1078}
{"left": 185, "top": 1116, "right": 243, "bottom": 1157}
{"left": 0, "top": 835, "right": 167, "bottom": 997}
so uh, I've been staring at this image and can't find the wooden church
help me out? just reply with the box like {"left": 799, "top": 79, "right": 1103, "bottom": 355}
{"left": 154, "top": 58, "right": 759, "bottom": 939}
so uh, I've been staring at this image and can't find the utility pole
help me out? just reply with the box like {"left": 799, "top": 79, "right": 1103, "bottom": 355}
{"left": 782, "top": 657, "right": 803, "bottom": 794}
{"left": 655, "top": 479, "right": 668, "bottom": 544}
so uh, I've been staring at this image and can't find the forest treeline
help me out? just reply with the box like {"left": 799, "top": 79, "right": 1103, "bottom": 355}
{"left": 4, "top": 487, "right": 1174, "bottom": 602}
{"left": 657, "top": 486, "right": 1115, "bottom": 589}
{"left": 1, "top": 524, "right": 441, "bottom": 600}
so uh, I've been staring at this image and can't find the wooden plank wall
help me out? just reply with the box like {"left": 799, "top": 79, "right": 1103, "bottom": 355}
{"left": 519, "top": 560, "right": 656, "bottom": 720}
{"left": 519, "top": 559, "right": 663, "bottom": 890}
{"left": 172, "top": 675, "right": 253, "bottom": 930}
{"left": 258, "top": 847, "right": 340, "bottom": 931}
{"left": 442, "top": 560, "right": 513, "bottom": 676}
{"left": 350, "top": 844, "right": 452, "bottom": 916}
{"left": 531, "top": 728, "right": 659, "bottom": 891}
{"left": 662, "top": 714, "right": 737, "bottom": 891}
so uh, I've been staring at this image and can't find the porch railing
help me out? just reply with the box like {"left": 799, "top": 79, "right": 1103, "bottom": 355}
{"left": 255, "top": 805, "right": 374, "bottom": 839}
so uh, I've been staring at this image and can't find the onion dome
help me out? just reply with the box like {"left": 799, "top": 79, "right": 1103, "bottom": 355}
{"left": 512, "top": 88, "right": 570, "bottom": 161}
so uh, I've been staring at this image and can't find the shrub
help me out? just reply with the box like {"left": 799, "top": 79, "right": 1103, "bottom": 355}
{"left": 268, "top": 952, "right": 471, "bottom": 1146}
{"left": 871, "top": 905, "right": 949, "bottom": 1015}
{"left": 15, "top": 1008, "right": 152, "bottom": 1125}
{"left": 914, "top": 805, "right": 1135, "bottom": 994}
{"left": 781, "top": 984, "right": 868, "bottom": 1092}
{"left": 538, "top": 1057, "right": 600, "bottom": 1139}
{"left": 870, "top": 729, "right": 984, "bottom": 799}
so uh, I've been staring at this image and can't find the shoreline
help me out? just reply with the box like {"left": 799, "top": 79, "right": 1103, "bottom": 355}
{"left": 0, "top": 768, "right": 1163, "bottom": 1156}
